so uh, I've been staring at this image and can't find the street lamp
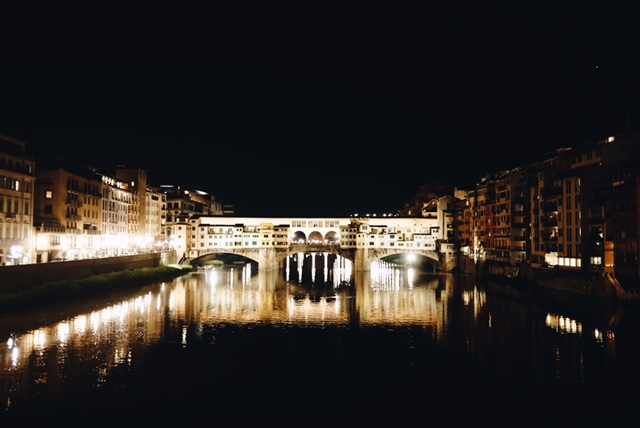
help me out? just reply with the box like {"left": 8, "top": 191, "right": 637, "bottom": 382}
{"left": 10, "top": 245, "right": 24, "bottom": 265}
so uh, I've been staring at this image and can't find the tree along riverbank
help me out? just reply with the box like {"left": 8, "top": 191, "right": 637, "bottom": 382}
{"left": 0, "top": 265, "right": 193, "bottom": 315}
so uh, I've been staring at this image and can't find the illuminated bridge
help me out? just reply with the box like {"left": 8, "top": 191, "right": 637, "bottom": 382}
{"left": 178, "top": 216, "right": 457, "bottom": 272}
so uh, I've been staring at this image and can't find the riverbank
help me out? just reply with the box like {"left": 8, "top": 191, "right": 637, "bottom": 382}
{"left": 0, "top": 264, "right": 193, "bottom": 315}
{"left": 0, "top": 252, "right": 174, "bottom": 294}
{"left": 460, "top": 256, "right": 640, "bottom": 301}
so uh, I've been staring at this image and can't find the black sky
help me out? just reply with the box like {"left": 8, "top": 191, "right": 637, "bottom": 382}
{"left": 1, "top": 4, "right": 639, "bottom": 217}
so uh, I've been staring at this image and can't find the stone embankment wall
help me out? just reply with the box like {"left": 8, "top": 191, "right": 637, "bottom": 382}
{"left": 456, "top": 254, "right": 477, "bottom": 276}
{"left": 526, "top": 267, "right": 619, "bottom": 299}
{"left": 457, "top": 254, "right": 628, "bottom": 300}
{"left": 0, "top": 251, "right": 176, "bottom": 295}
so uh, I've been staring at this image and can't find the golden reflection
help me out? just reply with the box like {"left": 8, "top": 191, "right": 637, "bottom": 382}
{"left": 34, "top": 329, "right": 46, "bottom": 348}
{"left": 169, "top": 290, "right": 175, "bottom": 310}
{"left": 545, "top": 313, "right": 583, "bottom": 335}
{"left": 57, "top": 322, "right": 69, "bottom": 344}
{"left": 0, "top": 264, "right": 627, "bottom": 419}
{"left": 0, "top": 264, "right": 484, "bottom": 413}
{"left": 594, "top": 328, "right": 603, "bottom": 342}
{"left": 75, "top": 315, "right": 87, "bottom": 335}
{"left": 333, "top": 256, "right": 352, "bottom": 286}
{"left": 287, "top": 294, "right": 346, "bottom": 323}
{"left": 407, "top": 267, "right": 415, "bottom": 289}
{"left": 243, "top": 263, "right": 252, "bottom": 285}
{"left": 360, "top": 261, "right": 458, "bottom": 331}
{"left": 11, "top": 346, "right": 19, "bottom": 367}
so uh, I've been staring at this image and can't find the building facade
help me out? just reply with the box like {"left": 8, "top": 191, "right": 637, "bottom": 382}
{"left": 1, "top": 130, "right": 639, "bottom": 291}
{"left": 0, "top": 133, "right": 36, "bottom": 265}
{"left": 448, "top": 133, "right": 640, "bottom": 290}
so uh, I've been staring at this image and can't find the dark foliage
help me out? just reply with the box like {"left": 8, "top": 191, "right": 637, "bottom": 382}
{"left": 0, "top": 265, "right": 192, "bottom": 314}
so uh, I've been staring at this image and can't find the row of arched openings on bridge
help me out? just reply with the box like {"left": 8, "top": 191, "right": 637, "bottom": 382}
{"left": 291, "top": 231, "right": 339, "bottom": 245}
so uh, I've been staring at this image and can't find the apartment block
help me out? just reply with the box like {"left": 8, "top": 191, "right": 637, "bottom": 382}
{"left": 0, "top": 133, "right": 36, "bottom": 265}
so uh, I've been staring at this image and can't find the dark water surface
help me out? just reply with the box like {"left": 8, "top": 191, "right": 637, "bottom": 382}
{"left": 2, "top": 261, "right": 640, "bottom": 425}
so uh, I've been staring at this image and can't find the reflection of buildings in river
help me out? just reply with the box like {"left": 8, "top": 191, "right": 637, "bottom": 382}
{"left": 175, "top": 259, "right": 471, "bottom": 327}
{"left": 184, "top": 264, "right": 353, "bottom": 325}
{"left": 1, "top": 264, "right": 623, "bottom": 412}
{"left": 0, "top": 290, "right": 168, "bottom": 411}
{"left": 358, "top": 261, "right": 450, "bottom": 336}
{"left": 285, "top": 253, "right": 353, "bottom": 288}
{"left": 543, "top": 312, "right": 612, "bottom": 356}
{"left": 0, "top": 264, "right": 476, "bottom": 414}
{"left": 462, "top": 279, "right": 486, "bottom": 322}
{"left": 0, "top": 262, "right": 478, "bottom": 393}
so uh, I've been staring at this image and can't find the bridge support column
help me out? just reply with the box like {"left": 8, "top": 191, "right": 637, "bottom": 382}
{"left": 353, "top": 248, "right": 371, "bottom": 272}
{"left": 258, "top": 248, "right": 279, "bottom": 271}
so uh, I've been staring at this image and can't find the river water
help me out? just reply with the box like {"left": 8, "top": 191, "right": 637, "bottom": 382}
{"left": 1, "top": 259, "right": 640, "bottom": 425}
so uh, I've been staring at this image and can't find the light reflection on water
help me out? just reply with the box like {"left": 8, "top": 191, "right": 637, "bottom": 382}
{"left": 1, "top": 260, "right": 639, "bottom": 423}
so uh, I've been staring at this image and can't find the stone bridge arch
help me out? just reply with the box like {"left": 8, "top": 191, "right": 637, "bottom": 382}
{"left": 188, "top": 245, "right": 356, "bottom": 271}
{"left": 189, "top": 248, "right": 271, "bottom": 267}
{"left": 186, "top": 247, "right": 448, "bottom": 272}
{"left": 364, "top": 248, "right": 442, "bottom": 270}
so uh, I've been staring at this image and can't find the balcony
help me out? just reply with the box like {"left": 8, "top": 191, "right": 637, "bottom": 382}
{"left": 40, "top": 226, "right": 66, "bottom": 233}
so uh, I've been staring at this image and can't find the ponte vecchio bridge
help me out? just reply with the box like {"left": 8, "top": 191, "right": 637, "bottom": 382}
{"left": 179, "top": 216, "right": 457, "bottom": 272}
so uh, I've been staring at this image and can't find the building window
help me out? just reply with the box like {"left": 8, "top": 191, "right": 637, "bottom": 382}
{"left": 45, "top": 190, "right": 53, "bottom": 199}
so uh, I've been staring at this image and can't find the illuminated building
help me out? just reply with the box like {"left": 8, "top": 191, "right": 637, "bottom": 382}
{"left": 0, "top": 133, "right": 36, "bottom": 265}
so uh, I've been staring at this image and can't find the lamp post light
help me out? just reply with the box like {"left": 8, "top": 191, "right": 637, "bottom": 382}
{"left": 405, "top": 253, "right": 416, "bottom": 267}
{"left": 10, "top": 245, "right": 24, "bottom": 265}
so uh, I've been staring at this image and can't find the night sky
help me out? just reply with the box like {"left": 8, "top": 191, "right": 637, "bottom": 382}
{"left": 1, "top": 4, "right": 639, "bottom": 217}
